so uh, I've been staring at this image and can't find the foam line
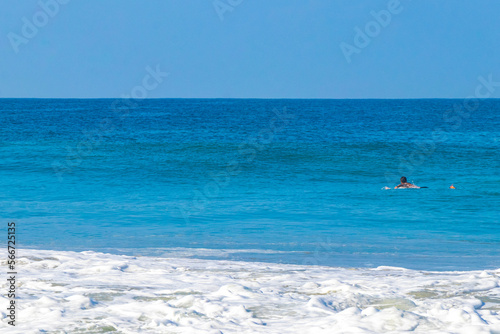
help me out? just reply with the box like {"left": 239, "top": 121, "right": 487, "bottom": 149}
{"left": 1, "top": 249, "right": 500, "bottom": 333}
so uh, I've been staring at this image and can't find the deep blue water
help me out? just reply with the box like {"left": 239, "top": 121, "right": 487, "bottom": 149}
{"left": 1, "top": 99, "right": 499, "bottom": 270}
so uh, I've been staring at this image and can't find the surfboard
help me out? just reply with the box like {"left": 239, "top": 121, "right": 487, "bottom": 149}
{"left": 384, "top": 186, "right": 428, "bottom": 189}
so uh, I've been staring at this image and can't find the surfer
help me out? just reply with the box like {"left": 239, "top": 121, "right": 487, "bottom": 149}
{"left": 395, "top": 176, "right": 420, "bottom": 189}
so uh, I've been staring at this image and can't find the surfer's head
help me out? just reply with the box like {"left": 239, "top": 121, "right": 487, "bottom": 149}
{"left": 400, "top": 176, "right": 407, "bottom": 183}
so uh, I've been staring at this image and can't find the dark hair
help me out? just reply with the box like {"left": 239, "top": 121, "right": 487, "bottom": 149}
{"left": 400, "top": 176, "right": 407, "bottom": 183}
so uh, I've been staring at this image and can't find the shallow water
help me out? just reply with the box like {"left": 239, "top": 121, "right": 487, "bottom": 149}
{"left": 1, "top": 98, "right": 499, "bottom": 270}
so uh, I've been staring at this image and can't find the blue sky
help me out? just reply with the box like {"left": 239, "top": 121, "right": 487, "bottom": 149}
{"left": 1, "top": 0, "right": 499, "bottom": 98}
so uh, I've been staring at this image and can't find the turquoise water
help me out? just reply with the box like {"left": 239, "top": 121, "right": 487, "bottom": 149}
{"left": 1, "top": 98, "right": 499, "bottom": 270}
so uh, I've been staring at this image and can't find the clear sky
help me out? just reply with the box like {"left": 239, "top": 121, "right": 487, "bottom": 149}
{"left": 1, "top": 0, "right": 500, "bottom": 98}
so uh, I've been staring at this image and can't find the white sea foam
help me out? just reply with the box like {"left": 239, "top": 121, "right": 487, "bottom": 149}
{"left": 108, "top": 247, "right": 298, "bottom": 258}
{"left": 1, "top": 249, "right": 500, "bottom": 333}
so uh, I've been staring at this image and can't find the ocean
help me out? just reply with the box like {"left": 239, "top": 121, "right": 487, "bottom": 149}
{"left": 1, "top": 98, "right": 500, "bottom": 333}
{"left": 1, "top": 98, "right": 499, "bottom": 270}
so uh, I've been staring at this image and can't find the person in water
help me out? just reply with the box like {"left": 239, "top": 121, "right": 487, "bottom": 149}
{"left": 395, "top": 176, "right": 419, "bottom": 189}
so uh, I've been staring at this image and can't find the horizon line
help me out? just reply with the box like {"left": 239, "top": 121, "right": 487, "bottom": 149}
{"left": 1, "top": 97, "right": 500, "bottom": 100}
